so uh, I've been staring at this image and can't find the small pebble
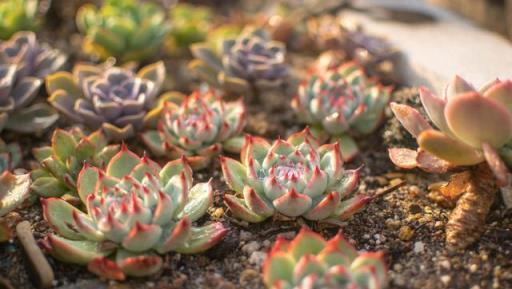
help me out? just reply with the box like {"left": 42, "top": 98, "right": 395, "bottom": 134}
{"left": 441, "top": 275, "right": 451, "bottom": 285}
{"left": 469, "top": 263, "right": 478, "bottom": 273}
{"left": 249, "top": 251, "right": 267, "bottom": 266}
{"left": 398, "top": 226, "right": 414, "bottom": 241}
{"left": 239, "top": 269, "right": 259, "bottom": 285}
{"left": 242, "top": 241, "right": 260, "bottom": 254}
{"left": 239, "top": 231, "right": 253, "bottom": 242}
{"left": 439, "top": 260, "right": 451, "bottom": 270}
{"left": 413, "top": 241, "right": 424, "bottom": 253}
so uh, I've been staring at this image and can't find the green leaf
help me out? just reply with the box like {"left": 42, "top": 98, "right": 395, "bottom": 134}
{"left": 51, "top": 129, "right": 78, "bottom": 162}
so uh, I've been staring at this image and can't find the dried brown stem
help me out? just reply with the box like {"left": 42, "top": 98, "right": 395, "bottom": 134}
{"left": 445, "top": 164, "right": 498, "bottom": 250}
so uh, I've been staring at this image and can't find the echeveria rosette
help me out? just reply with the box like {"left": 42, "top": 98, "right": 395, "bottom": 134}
{"left": 0, "top": 31, "right": 65, "bottom": 133}
{"left": 165, "top": 4, "right": 212, "bottom": 56}
{"left": 292, "top": 61, "right": 392, "bottom": 161}
{"left": 0, "top": 31, "right": 68, "bottom": 79}
{"left": 31, "top": 128, "right": 120, "bottom": 199}
{"left": 142, "top": 89, "right": 246, "bottom": 170}
{"left": 76, "top": 0, "right": 170, "bottom": 63}
{"left": 263, "top": 228, "right": 388, "bottom": 289}
{"left": 41, "top": 147, "right": 227, "bottom": 280}
{"left": 221, "top": 128, "right": 368, "bottom": 224}
{"left": 189, "top": 28, "right": 288, "bottom": 98}
{"left": 46, "top": 61, "right": 165, "bottom": 140}
{"left": 0, "top": 0, "right": 41, "bottom": 40}
{"left": 389, "top": 76, "right": 512, "bottom": 186}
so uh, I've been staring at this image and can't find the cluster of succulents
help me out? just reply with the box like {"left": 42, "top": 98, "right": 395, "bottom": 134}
{"left": 190, "top": 28, "right": 288, "bottom": 98}
{"left": 31, "top": 128, "right": 120, "bottom": 199}
{"left": 46, "top": 61, "right": 165, "bottom": 140}
{"left": 0, "top": 0, "right": 42, "bottom": 40}
{"left": 389, "top": 76, "right": 512, "bottom": 186}
{"left": 76, "top": 0, "right": 170, "bottom": 62}
{"left": 165, "top": 4, "right": 213, "bottom": 55}
{"left": 142, "top": 89, "right": 246, "bottom": 169}
{"left": 222, "top": 128, "right": 368, "bottom": 224}
{"left": 292, "top": 61, "right": 392, "bottom": 161}
{"left": 42, "top": 148, "right": 227, "bottom": 279}
{"left": 0, "top": 31, "right": 64, "bottom": 134}
{"left": 263, "top": 228, "right": 387, "bottom": 289}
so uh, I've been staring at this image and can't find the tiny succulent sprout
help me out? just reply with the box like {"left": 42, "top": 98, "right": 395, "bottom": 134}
{"left": 292, "top": 61, "right": 392, "bottom": 161}
{"left": 189, "top": 28, "right": 288, "bottom": 98}
{"left": 0, "top": 31, "right": 66, "bottom": 133}
{"left": 142, "top": 89, "right": 246, "bottom": 170}
{"left": 41, "top": 147, "right": 227, "bottom": 280}
{"left": 389, "top": 75, "right": 512, "bottom": 186}
{"left": 76, "top": 0, "right": 170, "bottom": 63}
{"left": 46, "top": 61, "right": 165, "bottom": 141}
{"left": 222, "top": 128, "right": 368, "bottom": 224}
{"left": 263, "top": 228, "right": 388, "bottom": 289}
{"left": 31, "top": 127, "right": 120, "bottom": 199}
{"left": 0, "top": 0, "right": 42, "bottom": 40}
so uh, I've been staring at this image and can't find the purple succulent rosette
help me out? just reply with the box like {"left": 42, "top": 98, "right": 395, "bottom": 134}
{"left": 0, "top": 31, "right": 65, "bottom": 133}
{"left": 189, "top": 28, "right": 289, "bottom": 97}
{"left": 46, "top": 61, "right": 165, "bottom": 140}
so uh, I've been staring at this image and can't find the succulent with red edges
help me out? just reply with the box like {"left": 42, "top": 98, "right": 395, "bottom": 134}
{"left": 263, "top": 228, "right": 388, "bottom": 289}
{"left": 31, "top": 127, "right": 120, "bottom": 199}
{"left": 41, "top": 147, "right": 227, "bottom": 279}
{"left": 142, "top": 89, "right": 246, "bottom": 170}
{"left": 46, "top": 61, "right": 165, "bottom": 140}
{"left": 389, "top": 76, "right": 512, "bottom": 186}
{"left": 292, "top": 61, "right": 391, "bottom": 161}
{"left": 221, "top": 128, "right": 368, "bottom": 224}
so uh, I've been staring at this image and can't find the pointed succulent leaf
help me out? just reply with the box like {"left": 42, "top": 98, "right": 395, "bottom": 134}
{"left": 115, "top": 249, "right": 163, "bottom": 277}
{"left": 43, "top": 234, "right": 113, "bottom": 265}
{"left": 177, "top": 181, "right": 213, "bottom": 222}
{"left": 390, "top": 102, "right": 432, "bottom": 138}
{"left": 418, "top": 130, "right": 484, "bottom": 165}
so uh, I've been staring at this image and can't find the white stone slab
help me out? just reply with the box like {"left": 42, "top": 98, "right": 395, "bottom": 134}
{"left": 343, "top": 0, "right": 512, "bottom": 92}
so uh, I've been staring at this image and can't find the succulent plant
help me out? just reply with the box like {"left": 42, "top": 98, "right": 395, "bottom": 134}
{"left": 0, "top": 138, "right": 21, "bottom": 174}
{"left": 263, "top": 228, "right": 388, "bottom": 289}
{"left": 189, "top": 28, "right": 288, "bottom": 98}
{"left": 221, "top": 128, "right": 368, "bottom": 224}
{"left": 31, "top": 128, "right": 120, "bottom": 199}
{"left": 165, "top": 4, "right": 212, "bottom": 55}
{"left": 41, "top": 147, "right": 227, "bottom": 279}
{"left": 76, "top": 0, "right": 170, "bottom": 63}
{"left": 292, "top": 61, "right": 392, "bottom": 161}
{"left": 389, "top": 76, "right": 512, "bottom": 186}
{"left": 0, "top": 31, "right": 65, "bottom": 133}
{"left": 0, "top": 0, "right": 41, "bottom": 40}
{"left": 142, "top": 89, "right": 246, "bottom": 170}
{"left": 46, "top": 61, "right": 165, "bottom": 140}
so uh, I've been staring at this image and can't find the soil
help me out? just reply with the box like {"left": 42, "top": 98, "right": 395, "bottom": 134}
{"left": 1, "top": 1, "right": 512, "bottom": 289}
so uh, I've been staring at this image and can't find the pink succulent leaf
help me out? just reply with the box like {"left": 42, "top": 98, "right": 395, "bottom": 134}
{"left": 87, "top": 257, "right": 125, "bottom": 281}
{"left": 415, "top": 150, "right": 452, "bottom": 173}
{"left": 444, "top": 75, "right": 475, "bottom": 101}
{"left": 115, "top": 249, "right": 163, "bottom": 278}
{"left": 224, "top": 194, "right": 269, "bottom": 223}
{"left": 172, "top": 222, "right": 228, "bottom": 254}
{"left": 388, "top": 147, "right": 418, "bottom": 169}
{"left": 483, "top": 80, "right": 512, "bottom": 112}
{"left": 482, "top": 142, "right": 510, "bottom": 187}
{"left": 419, "top": 87, "right": 451, "bottom": 134}
{"left": 389, "top": 102, "right": 432, "bottom": 138}
{"left": 445, "top": 91, "right": 512, "bottom": 148}
{"left": 418, "top": 129, "right": 484, "bottom": 166}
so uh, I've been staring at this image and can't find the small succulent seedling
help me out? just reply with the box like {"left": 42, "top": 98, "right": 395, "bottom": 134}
{"left": 0, "top": 0, "right": 41, "bottom": 40}
{"left": 292, "top": 61, "right": 391, "bottom": 161}
{"left": 42, "top": 147, "right": 227, "bottom": 280}
{"left": 142, "top": 89, "right": 246, "bottom": 170}
{"left": 46, "top": 61, "right": 165, "bottom": 140}
{"left": 189, "top": 28, "right": 288, "bottom": 98}
{"left": 31, "top": 128, "right": 120, "bottom": 199}
{"left": 76, "top": 0, "right": 170, "bottom": 62}
{"left": 222, "top": 128, "right": 368, "bottom": 224}
{"left": 165, "top": 4, "right": 212, "bottom": 55}
{"left": 0, "top": 31, "right": 65, "bottom": 133}
{"left": 389, "top": 76, "right": 512, "bottom": 249}
{"left": 263, "top": 228, "right": 388, "bottom": 289}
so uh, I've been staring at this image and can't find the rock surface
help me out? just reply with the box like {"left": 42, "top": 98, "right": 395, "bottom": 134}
{"left": 344, "top": 0, "right": 512, "bottom": 92}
